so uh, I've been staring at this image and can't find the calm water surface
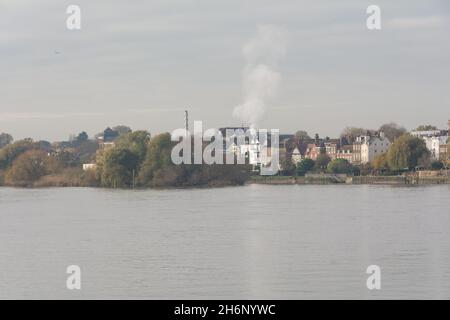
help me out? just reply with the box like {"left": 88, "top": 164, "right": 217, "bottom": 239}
{"left": 0, "top": 184, "right": 449, "bottom": 299}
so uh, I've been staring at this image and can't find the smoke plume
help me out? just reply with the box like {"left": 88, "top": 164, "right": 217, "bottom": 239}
{"left": 233, "top": 25, "right": 288, "bottom": 127}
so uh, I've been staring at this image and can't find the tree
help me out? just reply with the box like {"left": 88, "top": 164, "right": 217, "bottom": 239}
{"left": 327, "top": 158, "right": 353, "bottom": 174}
{"left": 387, "top": 134, "right": 429, "bottom": 170}
{"left": 112, "top": 125, "right": 132, "bottom": 136}
{"left": 75, "top": 140, "right": 99, "bottom": 163}
{"left": 100, "top": 147, "right": 140, "bottom": 187}
{"left": 296, "top": 158, "right": 315, "bottom": 176}
{"left": 102, "top": 127, "right": 119, "bottom": 142}
{"left": 340, "top": 127, "right": 368, "bottom": 143}
{"left": 415, "top": 125, "right": 437, "bottom": 131}
{"left": 379, "top": 123, "right": 406, "bottom": 142}
{"left": 0, "top": 133, "right": 13, "bottom": 148}
{"left": 138, "top": 133, "right": 173, "bottom": 186}
{"left": 115, "top": 130, "right": 150, "bottom": 164}
{"left": 372, "top": 153, "right": 389, "bottom": 173}
{"left": 314, "top": 154, "right": 331, "bottom": 171}
{"left": 280, "top": 156, "right": 295, "bottom": 175}
{"left": 293, "top": 130, "right": 311, "bottom": 154}
{"left": 76, "top": 131, "right": 88, "bottom": 142}
{"left": 0, "top": 139, "right": 36, "bottom": 169}
{"left": 431, "top": 160, "right": 444, "bottom": 170}
{"left": 294, "top": 130, "right": 310, "bottom": 140}
{"left": 5, "top": 150, "right": 56, "bottom": 185}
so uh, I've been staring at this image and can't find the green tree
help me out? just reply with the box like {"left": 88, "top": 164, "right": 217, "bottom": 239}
{"left": 138, "top": 133, "right": 173, "bottom": 186}
{"left": 415, "top": 125, "right": 437, "bottom": 131}
{"left": 0, "top": 133, "right": 13, "bottom": 148}
{"left": 76, "top": 131, "right": 88, "bottom": 142}
{"left": 100, "top": 147, "right": 140, "bottom": 187}
{"left": 296, "top": 158, "right": 315, "bottom": 176}
{"left": 387, "top": 134, "right": 429, "bottom": 170}
{"left": 314, "top": 154, "right": 331, "bottom": 171}
{"left": 327, "top": 158, "right": 353, "bottom": 174}
{"left": 431, "top": 160, "right": 444, "bottom": 170}
{"left": 102, "top": 127, "right": 119, "bottom": 142}
{"left": 112, "top": 125, "right": 132, "bottom": 136}
{"left": 115, "top": 130, "right": 150, "bottom": 164}
{"left": 280, "top": 155, "right": 295, "bottom": 176}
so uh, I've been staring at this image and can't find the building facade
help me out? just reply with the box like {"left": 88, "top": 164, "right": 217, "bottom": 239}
{"left": 335, "top": 145, "right": 353, "bottom": 163}
{"left": 358, "top": 134, "right": 391, "bottom": 164}
{"left": 422, "top": 135, "right": 449, "bottom": 160}
{"left": 291, "top": 147, "right": 302, "bottom": 165}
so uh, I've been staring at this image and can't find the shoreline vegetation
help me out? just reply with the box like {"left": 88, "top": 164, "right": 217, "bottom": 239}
{"left": 1, "top": 172, "right": 448, "bottom": 189}
{"left": 250, "top": 174, "right": 450, "bottom": 186}
{"left": 1, "top": 123, "right": 449, "bottom": 189}
{"left": 0, "top": 131, "right": 251, "bottom": 189}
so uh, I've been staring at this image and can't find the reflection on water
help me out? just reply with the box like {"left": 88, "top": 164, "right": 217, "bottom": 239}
{"left": 0, "top": 184, "right": 449, "bottom": 299}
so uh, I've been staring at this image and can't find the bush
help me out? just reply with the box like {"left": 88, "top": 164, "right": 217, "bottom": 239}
{"left": 327, "top": 158, "right": 353, "bottom": 174}
{"left": 387, "top": 134, "right": 429, "bottom": 170}
{"left": 431, "top": 160, "right": 444, "bottom": 170}
{"left": 99, "top": 147, "right": 140, "bottom": 187}
{"left": 5, "top": 150, "right": 57, "bottom": 186}
{"left": 296, "top": 158, "right": 315, "bottom": 176}
{"left": 314, "top": 154, "right": 331, "bottom": 172}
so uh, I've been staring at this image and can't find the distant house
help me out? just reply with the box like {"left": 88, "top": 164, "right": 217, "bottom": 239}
{"left": 357, "top": 132, "right": 391, "bottom": 164}
{"left": 411, "top": 127, "right": 448, "bottom": 161}
{"left": 218, "top": 127, "right": 272, "bottom": 167}
{"left": 82, "top": 163, "right": 97, "bottom": 171}
{"left": 305, "top": 143, "right": 323, "bottom": 160}
{"left": 324, "top": 139, "right": 341, "bottom": 160}
{"left": 336, "top": 145, "right": 353, "bottom": 163}
{"left": 439, "top": 142, "right": 448, "bottom": 163}
{"left": 98, "top": 127, "right": 119, "bottom": 149}
{"left": 422, "top": 135, "right": 449, "bottom": 160}
{"left": 291, "top": 147, "right": 302, "bottom": 165}
{"left": 410, "top": 130, "right": 446, "bottom": 138}
{"left": 352, "top": 142, "right": 362, "bottom": 164}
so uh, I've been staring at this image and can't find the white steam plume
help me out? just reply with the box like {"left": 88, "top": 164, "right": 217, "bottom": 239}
{"left": 233, "top": 25, "right": 288, "bottom": 128}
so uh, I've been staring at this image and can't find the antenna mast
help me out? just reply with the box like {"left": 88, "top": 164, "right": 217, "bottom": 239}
{"left": 184, "top": 110, "right": 189, "bottom": 137}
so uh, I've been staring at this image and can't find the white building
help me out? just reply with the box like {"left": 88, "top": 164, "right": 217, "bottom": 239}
{"left": 421, "top": 135, "right": 448, "bottom": 160}
{"left": 225, "top": 131, "right": 271, "bottom": 166}
{"left": 82, "top": 163, "right": 97, "bottom": 171}
{"left": 410, "top": 129, "right": 448, "bottom": 161}
{"left": 358, "top": 133, "right": 391, "bottom": 164}
{"left": 291, "top": 147, "right": 302, "bottom": 165}
{"left": 410, "top": 130, "right": 442, "bottom": 138}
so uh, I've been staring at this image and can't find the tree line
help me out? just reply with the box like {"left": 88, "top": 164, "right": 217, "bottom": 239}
{"left": 0, "top": 129, "right": 249, "bottom": 188}
{"left": 0, "top": 122, "right": 446, "bottom": 187}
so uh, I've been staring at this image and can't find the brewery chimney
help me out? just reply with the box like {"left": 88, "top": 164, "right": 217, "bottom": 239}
{"left": 184, "top": 110, "right": 189, "bottom": 137}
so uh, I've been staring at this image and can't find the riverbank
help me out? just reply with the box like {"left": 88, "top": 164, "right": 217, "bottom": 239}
{"left": 249, "top": 174, "right": 450, "bottom": 185}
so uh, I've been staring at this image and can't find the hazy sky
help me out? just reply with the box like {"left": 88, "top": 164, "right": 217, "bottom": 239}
{"left": 1, "top": 0, "right": 449, "bottom": 141}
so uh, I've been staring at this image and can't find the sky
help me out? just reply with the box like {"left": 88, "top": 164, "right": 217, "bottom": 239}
{"left": 1, "top": 0, "right": 449, "bottom": 141}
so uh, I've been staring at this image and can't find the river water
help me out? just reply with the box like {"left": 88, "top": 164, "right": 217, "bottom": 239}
{"left": 0, "top": 184, "right": 449, "bottom": 299}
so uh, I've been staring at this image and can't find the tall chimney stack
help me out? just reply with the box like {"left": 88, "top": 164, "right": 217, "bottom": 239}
{"left": 184, "top": 110, "right": 189, "bottom": 137}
